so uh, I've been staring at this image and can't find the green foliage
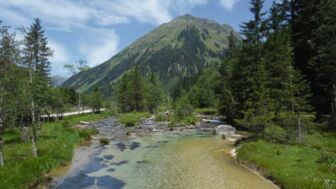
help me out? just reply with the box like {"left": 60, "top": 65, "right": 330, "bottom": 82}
{"left": 154, "top": 113, "right": 170, "bottom": 122}
{"left": 264, "top": 125, "right": 288, "bottom": 144}
{"left": 194, "top": 108, "right": 217, "bottom": 115}
{"left": 116, "top": 67, "right": 163, "bottom": 113}
{"left": 87, "top": 87, "right": 104, "bottom": 113}
{"left": 118, "top": 112, "right": 150, "bottom": 127}
{"left": 174, "top": 96, "right": 194, "bottom": 121}
{"left": 172, "top": 96, "right": 198, "bottom": 125}
{"left": 187, "top": 67, "right": 220, "bottom": 108}
{"left": 0, "top": 113, "right": 106, "bottom": 188}
{"left": 99, "top": 138, "right": 110, "bottom": 145}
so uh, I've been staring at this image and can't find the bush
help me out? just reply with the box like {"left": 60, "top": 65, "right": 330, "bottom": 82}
{"left": 264, "top": 125, "right": 288, "bottom": 144}
{"left": 77, "top": 128, "right": 98, "bottom": 140}
{"left": 99, "top": 138, "right": 110, "bottom": 145}
{"left": 195, "top": 108, "right": 217, "bottom": 115}
{"left": 118, "top": 112, "right": 150, "bottom": 127}
{"left": 317, "top": 150, "right": 336, "bottom": 171}
{"left": 154, "top": 113, "right": 170, "bottom": 122}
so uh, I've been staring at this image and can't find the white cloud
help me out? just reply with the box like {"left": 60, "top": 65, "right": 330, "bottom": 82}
{"left": 90, "top": 0, "right": 172, "bottom": 25}
{"left": 49, "top": 40, "right": 71, "bottom": 75}
{"left": 220, "top": 0, "right": 239, "bottom": 11}
{"left": 0, "top": 8, "right": 31, "bottom": 27}
{"left": 79, "top": 28, "right": 119, "bottom": 67}
{"left": 1, "top": 0, "right": 91, "bottom": 30}
{"left": 0, "top": 0, "right": 221, "bottom": 76}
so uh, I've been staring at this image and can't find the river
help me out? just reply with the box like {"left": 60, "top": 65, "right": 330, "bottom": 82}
{"left": 49, "top": 119, "right": 278, "bottom": 189}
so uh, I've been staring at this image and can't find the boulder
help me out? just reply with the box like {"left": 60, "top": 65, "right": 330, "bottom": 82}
{"left": 215, "top": 125, "right": 236, "bottom": 135}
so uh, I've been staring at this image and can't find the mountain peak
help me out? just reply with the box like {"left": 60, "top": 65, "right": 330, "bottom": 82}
{"left": 63, "top": 16, "right": 241, "bottom": 95}
{"left": 176, "top": 14, "right": 195, "bottom": 20}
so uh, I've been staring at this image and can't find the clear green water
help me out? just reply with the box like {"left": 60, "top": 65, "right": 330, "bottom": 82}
{"left": 53, "top": 130, "right": 277, "bottom": 189}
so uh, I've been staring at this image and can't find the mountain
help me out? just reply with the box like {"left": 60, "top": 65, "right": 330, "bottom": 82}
{"left": 63, "top": 14, "right": 241, "bottom": 95}
{"left": 51, "top": 75, "right": 68, "bottom": 86}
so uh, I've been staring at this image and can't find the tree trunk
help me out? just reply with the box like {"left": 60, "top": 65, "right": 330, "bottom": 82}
{"left": 29, "top": 64, "right": 37, "bottom": 157}
{"left": 333, "top": 85, "right": 336, "bottom": 121}
{"left": 0, "top": 106, "right": 4, "bottom": 167}
{"left": 0, "top": 87, "right": 4, "bottom": 166}
{"left": 31, "top": 100, "right": 37, "bottom": 157}
{"left": 297, "top": 111, "right": 302, "bottom": 143}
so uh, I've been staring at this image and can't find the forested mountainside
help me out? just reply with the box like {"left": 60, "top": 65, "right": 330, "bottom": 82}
{"left": 62, "top": 14, "right": 241, "bottom": 95}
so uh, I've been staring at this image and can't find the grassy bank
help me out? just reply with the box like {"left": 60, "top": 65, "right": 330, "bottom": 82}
{"left": 0, "top": 112, "right": 109, "bottom": 189}
{"left": 237, "top": 132, "right": 336, "bottom": 189}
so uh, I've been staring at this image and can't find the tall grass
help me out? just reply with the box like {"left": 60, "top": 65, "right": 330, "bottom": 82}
{"left": 0, "top": 112, "right": 108, "bottom": 189}
{"left": 237, "top": 132, "right": 336, "bottom": 189}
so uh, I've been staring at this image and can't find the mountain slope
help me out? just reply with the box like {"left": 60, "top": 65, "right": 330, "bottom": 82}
{"left": 63, "top": 14, "right": 241, "bottom": 95}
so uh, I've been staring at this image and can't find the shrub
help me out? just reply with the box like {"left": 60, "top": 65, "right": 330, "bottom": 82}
{"left": 99, "top": 138, "right": 110, "bottom": 145}
{"left": 317, "top": 150, "right": 336, "bottom": 171}
{"left": 77, "top": 128, "right": 97, "bottom": 140}
{"left": 154, "top": 113, "right": 170, "bottom": 122}
{"left": 195, "top": 108, "right": 217, "bottom": 115}
{"left": 264, "top": 125, "right": 288, "bottom": 144}
{"left": 118, "top": 112, "right": 150, "bottom": 127}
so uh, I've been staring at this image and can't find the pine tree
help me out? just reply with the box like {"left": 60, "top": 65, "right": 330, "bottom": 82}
{"left": 0, "top": 23, "right": 17, "bottom": 166}
{"left": 117, "top": 73, "right": 130, "bottom": 112}
{"left": 89, "top": 87, "right": 104, "bottom": 113}
{"left": 145, "top": 73, "right": 162, "bottom": 112}
{"left": 216, "top": 60, "right": 235, "bottom": 123}
{"left": 291, "top": 0, "right": 322, "bottom": 112}
{"left": 263, "top": 2, "right": 296, "bottom": 119}
{"left": 310, "top": 0, "right": 336, "bottom": 118}
{"left": 231, "top": 0, "right": 267, "bottom": 117}
{"left": 23, "top": 18, "right": 52, "bottom": 157}
{"left": 128, "top": 65, "right": 145, "bottom": 111}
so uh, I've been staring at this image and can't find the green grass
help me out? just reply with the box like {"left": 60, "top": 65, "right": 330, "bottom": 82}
{"left": 118, "top": 112, "right": 150, "bottom": 127}
{"left": 237, "top": 132, "right": 336, "bottom": 189}
{"left": 0, "top": 112, "right": 109, "bottom": 189}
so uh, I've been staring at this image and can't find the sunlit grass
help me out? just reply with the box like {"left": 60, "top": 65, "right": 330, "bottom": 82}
{"left": 237, "top": 132, "right": 336, "bottom": 189}
{"left": 0, "top": 112, "right": 109, "bottom": 189}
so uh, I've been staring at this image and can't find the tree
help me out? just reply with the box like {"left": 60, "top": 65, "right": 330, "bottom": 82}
{"left": 89, "top": 87, "right": 104, "bottom": 113}
{"left": 0, "top": 23, "right": 18, "bottom": 166}
{"left": 290, "top": 0, "right": 322, "bottom": 113}
{"left": 231, "top": 0, "right": 267, "bottom": 118}
{"left": 128, "top": 65, "right": 145, "bottom": 111}
{"left": 145, "top": 73, "right": 162, "bottom": 112}
{"left": 116, "top": 73, "right": 131, "bottom": 113}
{"left": 310, "top": 0, "right": 336, "bottom": 117}
{"left": 23, "top": 18, "right": 52, "bottom": 157}
{"left": 64, "top": 59, "right": 90, "bottom": 76}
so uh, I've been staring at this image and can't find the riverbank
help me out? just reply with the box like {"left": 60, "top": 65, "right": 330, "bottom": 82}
{"left": 236, "top": 132, "right": 336, "bottom": 189}
{"left": 0, "top": 112, "right": 111, "bottom": 189}
{"left": 49, "top": 115, "right": 278, "bottom": 189}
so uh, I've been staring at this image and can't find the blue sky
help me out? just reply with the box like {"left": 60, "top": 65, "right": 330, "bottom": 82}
{"left": 0, "top": 0, "right": 273, "bottom": 77}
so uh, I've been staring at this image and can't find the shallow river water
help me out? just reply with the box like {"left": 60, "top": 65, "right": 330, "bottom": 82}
{"left": 51, "top": 130, "right": 277, "bottom": 189}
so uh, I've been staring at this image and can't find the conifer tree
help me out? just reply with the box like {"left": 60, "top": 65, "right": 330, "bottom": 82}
{"left": 89, "top": 87, "right": 104, "bottom": 113}
{"left": 128, "top": 65, "right": 145, "bottom": 111}
{"left": 145, "top": 73, "right": 162, "bottom": 112}
{"left": 310, "top": 0, "right": 336, "bottom": 118}
{"left": 0, "top": 23, "right": 17, "bottom": 166}
{"left": 231, "top": 0, "right": 267, "bottom": 118}
{"left": 117, "top": 73, "right": 130, "bottom": 112}
{"left": 23, "top": 18, "right": 52, "bottom": 157}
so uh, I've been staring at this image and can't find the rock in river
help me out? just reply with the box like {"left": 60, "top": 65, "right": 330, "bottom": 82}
{"left": 215, "top": 125, "right": 236, "bottom": 135}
